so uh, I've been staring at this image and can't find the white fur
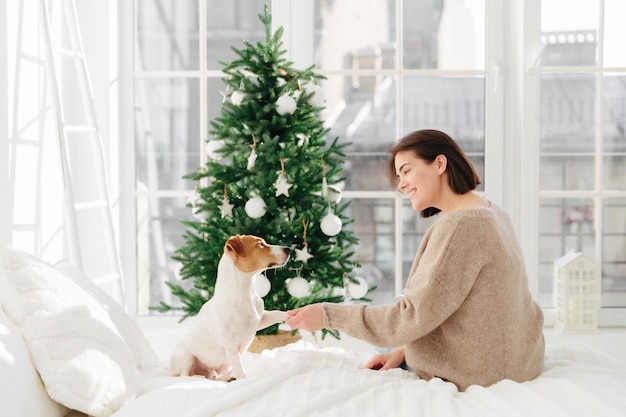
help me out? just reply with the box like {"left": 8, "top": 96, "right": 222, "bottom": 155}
{"left": 169, "top": 236, "right": 290, "bottom": 381}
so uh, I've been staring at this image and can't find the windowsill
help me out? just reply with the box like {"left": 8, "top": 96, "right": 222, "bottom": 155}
{"left": 543, "top": 327, "right": 626, "bottom": 363}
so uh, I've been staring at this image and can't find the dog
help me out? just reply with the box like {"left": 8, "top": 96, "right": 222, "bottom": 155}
{"left": 169, "top": 234, "right": 291, "bottom": 381}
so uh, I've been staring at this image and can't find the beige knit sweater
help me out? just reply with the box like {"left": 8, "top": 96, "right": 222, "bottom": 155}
{"left": 322, "top": 203, "right": 545, "bottom": 391}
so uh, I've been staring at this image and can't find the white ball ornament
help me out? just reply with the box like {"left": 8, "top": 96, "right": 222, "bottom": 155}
{"left": 320, "top": 213, "right": 342, "bottom": 236}
{"left": 287, "top": 277, "right": 310, "bottom": 298}
{"left": 230, "top": 90, "right": 245, "bottom": 106}
{"left": 244, "top": 196, "right": 266, "bottom": 219}
{"left": 276, "top": 94, "right": 297, "bottom": 115}
{"left": 324, "top": 187, "right": 342, "bottom": 204}
{"left": 206, "top": 139, "right": 226, "bottom": 160}
{"left": 304, "top": 83, "right": 325, "bottom": 107}
{"left": 347, "top": 276, "right": 369, "bottom": 299}
{"left": 254, "top": 273, "right": 271, "bottom": 297}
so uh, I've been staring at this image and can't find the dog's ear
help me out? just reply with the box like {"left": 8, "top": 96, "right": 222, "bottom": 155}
{"left": 225, "top": 235, "right": 246, "bottom": 259}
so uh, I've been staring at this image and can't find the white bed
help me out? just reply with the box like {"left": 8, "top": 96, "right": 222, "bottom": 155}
{"left": 2, "top": 243, "right": 626, "bottom": 417}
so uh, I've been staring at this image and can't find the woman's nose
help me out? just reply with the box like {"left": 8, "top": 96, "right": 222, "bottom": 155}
{"left": 397, "top": 178, "right": 408, "bottom": 192}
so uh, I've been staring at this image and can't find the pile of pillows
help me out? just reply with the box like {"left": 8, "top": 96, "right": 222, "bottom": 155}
{"left": 0, "top": 243, "right": 157, "bottom": 417}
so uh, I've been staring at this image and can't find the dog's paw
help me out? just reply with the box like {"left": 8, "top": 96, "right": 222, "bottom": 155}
{"left": 275, "top": 311, "right": 289, "bottom": 322}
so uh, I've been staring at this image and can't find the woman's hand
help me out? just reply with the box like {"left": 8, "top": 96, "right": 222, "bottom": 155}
{"left": 363, "top": 347, "right": 406, "bottom": 371}
{"left": 285, "top": 303, "right": 325, "bottom": 332}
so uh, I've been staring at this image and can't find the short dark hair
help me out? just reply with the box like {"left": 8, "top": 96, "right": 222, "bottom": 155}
{"left": 386, "top": 129, "right": 481, "bottom": 218}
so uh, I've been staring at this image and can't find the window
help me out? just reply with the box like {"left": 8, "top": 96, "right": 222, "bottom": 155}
{"left": 128, "top": 0, "right": 269, "bottom": 313}
{"left": 310, "top": 0, "right": 489, "bottom": 303}
{"left": 120, "top": 0, "right": 626, "bottom": 323}
{"left": 537, "top": 0, "right": 626, "bottom": 315}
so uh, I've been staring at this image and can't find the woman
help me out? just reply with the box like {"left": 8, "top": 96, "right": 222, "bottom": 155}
{"left": 285, "top": 129, "right": 545, "bottom": 391}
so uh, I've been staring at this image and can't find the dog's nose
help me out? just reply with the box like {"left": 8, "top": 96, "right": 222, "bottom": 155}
{"left": 283, "top": 247, "right": 291, "bottom": 255}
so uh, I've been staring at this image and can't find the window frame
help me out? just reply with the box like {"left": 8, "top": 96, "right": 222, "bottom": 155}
{"left": 117, "top": 0, "right": 626, "bottom": 327}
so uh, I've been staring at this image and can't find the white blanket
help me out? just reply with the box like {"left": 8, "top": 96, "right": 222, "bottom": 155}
{"left": 111, "top": 341, "right": 626, "bottom": 417}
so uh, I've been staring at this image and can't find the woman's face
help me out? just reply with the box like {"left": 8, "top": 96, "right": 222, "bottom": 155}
{"left": 394, "top": 150, "right": 444, "bottom": 212}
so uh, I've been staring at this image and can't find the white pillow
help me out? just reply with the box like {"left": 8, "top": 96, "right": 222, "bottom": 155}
{"left": 55, "top": 260, "right": 157, "bottom": 369}
{"left": 0, "top": 243, "right": 141, "bottom": 417}
{"left": 0, "top": 306, "right": 68, "bottom": 417}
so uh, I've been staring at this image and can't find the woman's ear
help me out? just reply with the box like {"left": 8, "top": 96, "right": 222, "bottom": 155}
{"left": 435, "top": 154, "right": 447, "bottom": 174}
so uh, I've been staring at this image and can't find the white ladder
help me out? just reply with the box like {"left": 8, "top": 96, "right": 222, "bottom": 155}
{"left": 39, "top": 0, "right": 125, "bottom": 306}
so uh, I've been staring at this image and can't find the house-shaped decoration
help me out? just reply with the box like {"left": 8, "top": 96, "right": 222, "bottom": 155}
{"left": 553, "top": 251, "right": 600, "bottom": 334}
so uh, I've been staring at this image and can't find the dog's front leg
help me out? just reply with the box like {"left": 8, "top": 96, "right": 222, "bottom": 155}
{"left": 258, "top": 310, "right": 289, "bottom": 330}
{"left": 224, "top": 349, "right": 246, "bottom": 380}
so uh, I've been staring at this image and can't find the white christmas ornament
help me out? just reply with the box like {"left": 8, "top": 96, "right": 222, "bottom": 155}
{"left": 274, "top": 174, "right": 293, "bottom": 197}
{"left": 304, "top": 83, "right": 325, "bottom": 106}
{"left": 324, "top": 187, "right": 342, "bottom": 203}
{"left": 245, "top": 196, "right": 266, "bottom": 219}
{"left": 247, "top": 148, "right": 257, "bottom": 170}
{"left": 254, "top": 273, "right": 271, "bottom": 297}
{"left": 230, "top": 90, "right": 245, "bottom": 106}
{"left": 206, "top": 139, "right": 226, "bottom": 160}
{"left": 321, "top": 212, "right": 342, "bottom": 236}
{"left": 219, "top": 85, "right": 232, "bottom": 103}
{"left": 218, "top": 197, "right": 234, "bottom": 218}
{"left": 276, "top": 94, "right": 297, "bottom": 115}
{"left": 294, "top": 245, "right": 314, "bottom": 263}
{"left": 287, "top": 277, "right": 310, "bottom": 298}
{"left": 296, "top": 133, "right": 310, "bottom": 146}
{"left": 347, "top": 276, "right": 369, "bottom": 299}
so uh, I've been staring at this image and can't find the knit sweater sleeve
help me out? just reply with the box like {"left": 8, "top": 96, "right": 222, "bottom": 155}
{"left": 322, "top": 214, "right": 488, "bottom": 348}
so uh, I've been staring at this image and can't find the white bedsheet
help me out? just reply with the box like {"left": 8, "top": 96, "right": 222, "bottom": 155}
{"left": 110, "top": 341, "right": 626, "bottom": 417}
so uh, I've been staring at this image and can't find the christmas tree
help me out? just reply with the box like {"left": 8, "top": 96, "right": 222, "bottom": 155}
{"left": 154, "top": 5, "right": 366, "bottom": 337}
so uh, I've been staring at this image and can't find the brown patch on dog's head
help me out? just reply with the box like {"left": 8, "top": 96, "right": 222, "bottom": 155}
{"left": 224, "top": 235, "right": 290, "bottom": 273}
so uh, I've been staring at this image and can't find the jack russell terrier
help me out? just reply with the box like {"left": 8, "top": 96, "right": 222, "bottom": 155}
{"left": 169, "top": 234, "right": 291, "bottom": 381}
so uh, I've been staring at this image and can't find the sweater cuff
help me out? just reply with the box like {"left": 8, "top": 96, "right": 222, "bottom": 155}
{"left": 321, "top": 302, "right": 365, "bottom": 331}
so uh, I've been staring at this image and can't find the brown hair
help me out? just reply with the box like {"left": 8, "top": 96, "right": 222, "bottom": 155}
{"left": 386, "top": 129, "right": 481, "bottom": 217}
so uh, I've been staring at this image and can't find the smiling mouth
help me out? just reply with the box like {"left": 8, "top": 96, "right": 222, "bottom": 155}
{"left": 407, "top": 190, "right": 416, "bottom": 197}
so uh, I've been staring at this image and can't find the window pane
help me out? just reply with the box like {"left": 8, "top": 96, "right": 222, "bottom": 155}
{"left": 205, "top": 0, "right": 267, "bottom": 70}
{"left": 136, "top": 0, "right": 199, "bottom": 71}
{"left": 321, "top": 73, "right": 397, "bottom": 192}
{"left": 403, "top": 76, "right": 485, "bottom": 140}
{"left": 321, "top": 73, "right": 397, "bottom": 146}
{"left": 540, "top": 74, "right": 596, "bottom": 191}
{"left": 137, "top": 196, "right": 190, "bottom": 314}
{"left": 403, "top": 76, "right": 485, "bottom": 189}
{"left": 604, "top": 0, "right": 626, "bottom": 67}
{"left": 424, "top": 0, "right": 485, "bottom": 70}
{"left": 314, "top": 0, "right": 395, "bottom": 71}
{"left": 135, "top": 78, "right": 200, "bottom": 191}
{"left": 603, "top": 74, "right": 626, "bottom": 191}
{"left": 602, "top": 198, "right": 626, "bottom": 307}
{"left": 604, "top": 155, "right": 626, "bottom": 190}
{"left": 541, "top": 0, "right": 599, "bottom": 66}
{"left": 538, "top": 198, "right": 595, "bottom": 307}
{"left": 348, "top": 198, "right": 396, "bottom": 305}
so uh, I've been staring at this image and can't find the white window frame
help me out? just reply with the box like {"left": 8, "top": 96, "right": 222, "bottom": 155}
{"left": 117, "top": 0, "right": 626, "bottom": 327}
